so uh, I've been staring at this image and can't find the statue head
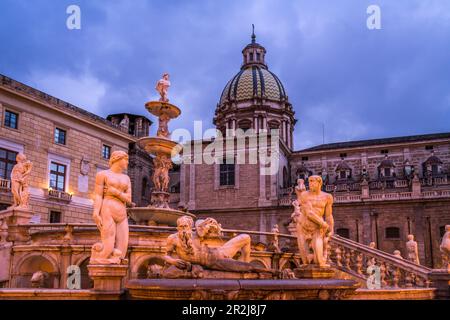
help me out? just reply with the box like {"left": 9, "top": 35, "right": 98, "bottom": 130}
{"left": 308, "top": 175, "right": 323, "bottom": 192}
{"left": 407, "top": 234, "right": 414, "bottom": 241}
{"left": 176, "top": 216, "right": 194, "bottom": 253}
{"left": 195, "top": 218, "right": 221, "bottom": 238}
{"left": 16, "top": 153, "right": 27, "bottom": 163}
{"left": 369, "top": 242, "right": 376, "bottom": 248}
{"left": 393, "top": 250, "right": 402, "bottom": 257}
{"left": 109, "top": 151, "right": 129, "bottom": 171}
{"left": 162, "top": 73, "right": 169, "bottom": 80}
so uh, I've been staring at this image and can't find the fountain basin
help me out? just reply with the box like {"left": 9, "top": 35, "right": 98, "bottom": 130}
{"left": 137, "top": 137, "right": 181, "bottom": 156}
{"left": 128, "top": 207, "right": 196, "bottom": 226}
{"left": 145, "top": 101, "right": 181, "bottom": 119}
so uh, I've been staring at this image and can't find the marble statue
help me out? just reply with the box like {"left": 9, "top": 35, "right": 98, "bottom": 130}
{"left": 406, "top": 234, "right": 420, "bottom": 264}
{"left": 268, "top": 224, "right": 281, "bottom": 253}
{"left": 157, "top": 113, "right": 170, "bottom": 138}
{"left": 31, "top": 271, "right": 48, "bottom": 288}
{"left": 155, "top": 73, "right": 171, "bottom": 102}
{"left": 90, "top": 151, "right": 132, "bottom": 265}
{"left": 292, "top": 176, "right": 334, "bottom": 267}
{"left": 152, "top": 154, "right": 172, "bottom": 192}
{"left": 440, "top": 225, "right": 450, "bottom": 272}
{"left": 9, "top": 153, "right": 32, "bottom": 210}
{"left": 369, "top": 242, "right": 376, "bottom": 249}
{"left": 119, "top": 115, "right": 130, "bottom": 132}
{"left": 393, "top": 250, "right": 403, "bottom": 259}
{"left": 162, "top": 216, "right": 274, "bottom": 276}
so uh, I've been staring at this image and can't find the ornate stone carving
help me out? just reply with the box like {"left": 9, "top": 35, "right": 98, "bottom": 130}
{"left": 31, "top": 271, "right": 48, "bottom": 288}
{"left": 9, "top": 153, "right": 32, "bottom": 210}
{"left": 162, "top": 216, "right": 275, "bottom": 277}
{"left": 292, "top": 176, "right": 334, "bottom": 267}
{"left": 268, "top": 224, "right": 281, "bottom": 253}
{"left": 152, "top": 154, "right": 173, "bottom": 192}
{"left": 90, "top": 151, "right": 132, "bottom": 265}
{"left": 80, "top": 156, "right": 90, "bottom": 176}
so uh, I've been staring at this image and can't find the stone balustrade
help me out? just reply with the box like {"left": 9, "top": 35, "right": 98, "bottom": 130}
{"left": 328, "top": 235, "right": 447, "bottom": 291}
{"left": 0, "top": 178, "right": 11, "bottom": 190}
{"left": 46, "top": 189, "right": 72, "bottom": 202}
{"left": 278, "top": 189, "right": 450, "bottom": 205}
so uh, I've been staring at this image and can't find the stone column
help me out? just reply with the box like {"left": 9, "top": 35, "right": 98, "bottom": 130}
{"left": 187, "top": 164, "right": 196, "bottom": 210}
{"left": 253, "top": 116, "right": 259, "bottom": 133}
{"left": 60, "top": 245, "right": 72, "bottom": 289}
{"left": 362, "top": 208, "right": 372, "bottom": 245}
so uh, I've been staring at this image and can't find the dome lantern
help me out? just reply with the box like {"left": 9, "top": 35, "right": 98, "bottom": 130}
{"left": 241, "top": 25, "right": 267, "bottom": 70}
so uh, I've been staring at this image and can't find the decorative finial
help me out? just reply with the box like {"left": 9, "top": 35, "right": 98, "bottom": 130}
{"left": 251, "top": 24, "right": 256, "bottom": 43}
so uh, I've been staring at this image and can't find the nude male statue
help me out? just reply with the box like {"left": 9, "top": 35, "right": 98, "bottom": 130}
{"left": 155, "top": 73, "right": 171, "bottom": 102}
{"left": 9, "top": 153, "right": 32, "bottom": 209}
{"left": 162, "top": 216, "right": 274, "bottom": 276}
{"left": 292, "top": 176, "right": 334, "bottom": 267}
{"left": 90, "top": 150, "right": 132, "bottom": 264}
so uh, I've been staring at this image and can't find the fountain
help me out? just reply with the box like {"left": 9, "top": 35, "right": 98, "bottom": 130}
{"left": 128, "top": 73, "right": 195, "bottom": 226}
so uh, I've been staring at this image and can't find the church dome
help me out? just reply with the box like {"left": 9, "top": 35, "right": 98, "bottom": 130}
{"left": 219, "top": 66, "right": 287, "bottom": 105}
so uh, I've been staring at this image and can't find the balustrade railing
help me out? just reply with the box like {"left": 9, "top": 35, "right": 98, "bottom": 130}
{"left": 329, "top": 235, "right": 433, "bottom": 289}
{"left": 0, "top": 178, "right": 11, "bottom": 190}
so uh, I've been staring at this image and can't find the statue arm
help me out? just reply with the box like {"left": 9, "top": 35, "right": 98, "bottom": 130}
{"left": 163, "top": 237, "right": 189, "bottom": 269}
{"left": 92, "top": 172, "right": 105, "bottom": 228}
{"left": 104, "top": 178, "right": 132, "bottom": 205}
{"left": 324, "top": 194, "right": 334, "bottom": 235}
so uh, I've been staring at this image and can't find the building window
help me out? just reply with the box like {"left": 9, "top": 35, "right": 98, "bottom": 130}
{"left": 54, "top": 128, "right": 66, "bottom": 145}
{"left": 220, "top": 162, "right": 235, "bottom": 186}
{"left": 4, "top": 110, "right": 18, "bottom": 129}
{"left": 0, "top": 148, "right": 17, "bottom": 180}
{"left": 141, "top": 178, "right": 147, "bottom": 197}
{"left": 425, "top": 145, "right": 434, "bottom": 150}
{"left": 256, "top": 52, "right": 261, "bottom": 61}
{"left": 339, "top": 170, "right": 347, "bottom": 179}
{"left": 49, "top": 211, "right": 62, "bottom": 223}
{"left": 432, "top": 165, "right": 439, "bottom": 175}
{"left": 384, "top": 168, "right": 391, "bottom": 177}
{"left": 339, "top": 153, "right": 347, "bottom": 159}
{"left": 381, "top": 149, "right": 389, "bottom": 154}
{"left": 336, "top": 228, "right": 350, "bottom": 239}
{"left": 385, "top": 227, "right": 400, "bottom": 239}
{"left": 102, "top": 145, "right": 111, "bottom": 160}
{"left": 301, "top": 156, "right": 309, "bottom": 161}
{"left": 249, "top": 52, "right": 254, "bottom": 61}
{"left": 49, "top": 162, "right": 66, "bottom": 191}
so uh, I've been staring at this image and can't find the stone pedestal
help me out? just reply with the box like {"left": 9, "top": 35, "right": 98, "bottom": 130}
{"left": 428, "top": 270, "right": 450, "bottom": 299}
{"left": 294, "top": 265, "right": 335, "bottom": 279}
{"left": 88, "top": 264, "right": 128, "bottom": 299}
{"left": 0, "top": 208, "right": 33, "bottom": 243}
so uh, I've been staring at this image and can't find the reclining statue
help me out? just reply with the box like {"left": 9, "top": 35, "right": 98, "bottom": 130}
{"left": 160, "top": 216, "right": 275, "bottom": 278}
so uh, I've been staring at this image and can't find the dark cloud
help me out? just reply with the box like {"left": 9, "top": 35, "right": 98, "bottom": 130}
{"left": 0, "top": 0, "right": 449, "bottom": 149}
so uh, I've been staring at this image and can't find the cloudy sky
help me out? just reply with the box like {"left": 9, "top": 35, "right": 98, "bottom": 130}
{"left": 0, "top": 0, "right": 449, "bottom": 149}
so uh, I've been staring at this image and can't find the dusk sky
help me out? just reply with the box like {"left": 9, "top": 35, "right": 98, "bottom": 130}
{"left": 0, "top": 0, "right": 449, "bottom": 150}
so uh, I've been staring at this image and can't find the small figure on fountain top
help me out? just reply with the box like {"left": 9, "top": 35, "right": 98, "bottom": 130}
{"left": 155, "top": 73, "right": 171, "bottom": 103}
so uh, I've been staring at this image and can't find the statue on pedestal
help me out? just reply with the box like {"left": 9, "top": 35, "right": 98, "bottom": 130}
{"left": 157, "top": 113, "right": 171, "bottom": 138}
{"left": 161, "top": 216, "right": 274, "bottom": 278}
{"left": 291, "top": 176, "right": 334, "bottom": 268}
{"left": 9, "top": 153, "right": 33, "bottom": 210}
{"left": 90, "top": 151, "right": 132, "bottom": 265}
{"left": 406, "top": 234, "right": 420, "bottom": 264}
{"left": 155, "top": 73, "right": 171, "bottom": 102}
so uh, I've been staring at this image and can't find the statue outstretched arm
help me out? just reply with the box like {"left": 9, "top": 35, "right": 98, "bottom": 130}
{"left": 324, "top": 194, "right": 334, "bottom": 236}
{"left": 92, "top": 172, "right": 105, "bottom": 229}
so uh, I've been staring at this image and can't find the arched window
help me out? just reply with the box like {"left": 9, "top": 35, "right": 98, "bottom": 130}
{"left": 141, "top": 177, "right": 148, "bottom": 197}
{"left": 385, "top": 227, "right": 400, "bottom": 239}
{"left": 336, "top": 228, "right": 350, "bottom": 239}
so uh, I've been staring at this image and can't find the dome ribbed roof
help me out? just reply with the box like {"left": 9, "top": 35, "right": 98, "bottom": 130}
{"left": 219, "top": 66, "right": 287, "bottom": 105}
